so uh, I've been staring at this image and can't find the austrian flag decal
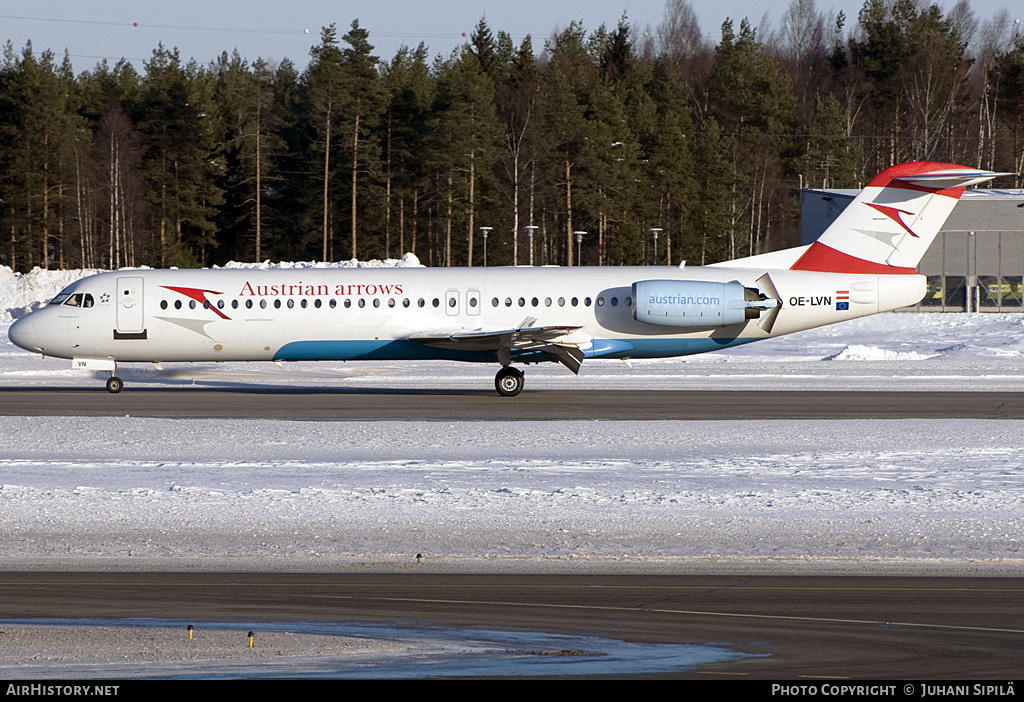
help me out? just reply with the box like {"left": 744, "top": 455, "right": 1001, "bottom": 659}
{"left": 836, "top": 290, "right": 850, "bottom": 311}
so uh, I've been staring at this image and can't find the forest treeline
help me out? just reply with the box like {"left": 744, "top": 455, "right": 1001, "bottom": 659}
{"left": 1, "top": 0, "right": 1023, "bottom": 273}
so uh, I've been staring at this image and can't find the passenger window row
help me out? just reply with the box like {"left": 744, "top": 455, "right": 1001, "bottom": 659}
{"left": 159, "top": 297, "right": 425, "bottom": 311}
{"left": 491, "top": 296, "right": 592, "bottom": 308}
{"left": 155, "top": 294, "right": 626, "bottom": 312}
{"left": 485, "top": 296, "right": 630, "bottom": 308}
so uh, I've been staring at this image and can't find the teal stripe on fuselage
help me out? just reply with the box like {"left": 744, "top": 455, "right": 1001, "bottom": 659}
{"left": 273, "top": 337, "right": 761, "bottom": 363}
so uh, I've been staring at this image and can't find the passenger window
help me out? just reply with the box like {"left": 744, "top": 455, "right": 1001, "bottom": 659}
{"left": 217, "top": 299, "right": 225, "bottom": 309}
{"left": 558, "top": 297, "right": 565, "bottom": 307}
{"left": 315, "top": 299, "right": 322, "bottom": 309}
{"left": 189, "top": 300, "right": 197, "bottom": 309}
{"left": 358, "top": 299, "right": 366, "bottom": 308}
{"left": 388, "top": 298, "right": 396, "bottom": 308}
{"left": 373, "top": 298, "right": 380, "bottom": 308}
{"left": 175, "top": 300, "right": 183, "bottom": 310}
{"left": 518, "top": 297, "right": 525, "bottom": 307}
{"left": 504, "top": 297, "right": 512, "bottom": 307}
{"left": 203, "top": 300, "right": 210, "bottom": 309}
{"left": 344, "top": 299, "right": 352, "bottom": 308}
{"left": 571, "top": 297, "right": 578, "bottom": 307}
{"left": 260, "top": 299, "right": 267, "bottom": 309}
{"left": 531, "top": 297, "right": 539, "bottom": 307}
{"left": 418, "top": 298, "right": 425, "bottom": 308}
{"left": 287, "top": 299, "right": 294, "bottom": 309}
{"left": 403, "top": 298, "right": 410, "bottom": 308}
{"left": 160, "top": 300, "right": 168, "bottom": 310}
{"left": 232, "top": 300, "right": 239, "bottom": 309}
{"left": 274, "top": 299, "right": 281, "bottom": 309}
{"left": 610, "top": 297, "right": 618, "bottom": 307}
{"left": 245, "top": 299, "right": 253, "bottom": 309}
{"left": 301, "top": 299, "right": 308, "bottom": 309}
{"left": 625, "top": 296, "right": 631, "bottom": 307}
{"left": 585, "top": 297, "right": 592, "bottom": 307}
{"left": 432, "top": 298, "right": 440, "bottom": 308}
{"left": 492, "top": 298, "right": 499, "bottom": 307}
{"left": 330, "top": 299, "right": 337, "bottom": 309}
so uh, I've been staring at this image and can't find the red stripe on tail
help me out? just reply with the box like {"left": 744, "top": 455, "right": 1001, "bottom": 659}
{"left": 790, "top": 242, "right": 918, "bottom": 274}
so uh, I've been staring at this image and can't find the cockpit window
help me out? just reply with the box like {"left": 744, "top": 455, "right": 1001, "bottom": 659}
{"left": 56, "top": 293, "right": 94, "bottom": 308}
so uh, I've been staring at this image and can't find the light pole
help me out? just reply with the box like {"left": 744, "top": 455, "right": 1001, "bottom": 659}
{"left": 524, "top": 226, "right": 538, "bottom": 266}
{"left": 479, "top": 226, "right": 491, "bottom": 267}
{"left": 574, "top": 231, "right": 586, "bottom": 267}
{"left": 650, "top": 228, "right": 662, "bottom": 265}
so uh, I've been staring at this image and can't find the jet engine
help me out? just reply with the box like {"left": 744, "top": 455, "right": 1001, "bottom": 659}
{"left": 632, "top": 279, "right": 779, "bottom": 328}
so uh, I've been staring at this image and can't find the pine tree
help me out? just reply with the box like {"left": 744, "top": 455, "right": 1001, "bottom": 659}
{"left": 427, "top": 47, "right": 501, "bottom": 266}
{"left": 136, "top": 45, "right": 222, "bottom": 267}
{"left": 305, "top": 25, "right": 346, "bottom": 261}
{"left": 338, "top": 20, "right": 385, "bottom": 260}
{"left": 995, "top": 34, "right": 1024, "bottom": 183}
{"left": 381, "top": 44, "right": 433, "bottom": 258}
{"left": 0, "top": 43, "right": 83, "bottom": 270}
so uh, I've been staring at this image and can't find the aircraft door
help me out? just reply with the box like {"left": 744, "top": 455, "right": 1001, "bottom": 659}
{"left": 445, "top": 289, "right": 460, "bottom": 316}
{"left": 116, "top": 276, "right": 145, "bottom": 333}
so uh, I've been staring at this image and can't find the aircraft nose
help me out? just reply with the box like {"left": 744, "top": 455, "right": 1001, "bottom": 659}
{"left": 8, "top": 314, "right": 41, "bottom": 353}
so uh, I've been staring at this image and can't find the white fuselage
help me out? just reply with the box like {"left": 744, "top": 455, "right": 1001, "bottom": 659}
{"left": 9, "top": 264, "right": 925, "bottom": 366}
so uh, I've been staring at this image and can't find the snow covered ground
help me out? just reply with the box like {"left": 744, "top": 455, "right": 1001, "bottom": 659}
{"left": 1, "top": 264, "right": 1024, "bottom": 573}
{"left": 2, "top": 413, "right": 1023, "bottom": 573}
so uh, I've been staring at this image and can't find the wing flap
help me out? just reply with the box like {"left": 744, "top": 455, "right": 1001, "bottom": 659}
{"left": 407, "top": 321, "right": 586, "bottom": 374}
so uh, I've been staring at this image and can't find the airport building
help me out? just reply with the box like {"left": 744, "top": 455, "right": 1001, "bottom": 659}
{"left": 801, "top": 188, "right": 1024, "bottom": 311}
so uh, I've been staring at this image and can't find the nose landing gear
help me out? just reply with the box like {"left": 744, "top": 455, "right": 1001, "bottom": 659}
{"left": 105, "top": 375, "right": 123, "bottom": 394}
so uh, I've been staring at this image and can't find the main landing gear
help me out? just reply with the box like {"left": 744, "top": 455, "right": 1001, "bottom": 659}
{"left": 494, "top": 366, "right": 524, "bottom": 397}
{"left": 105, "top": 375, "right": 124, "bottom": 394}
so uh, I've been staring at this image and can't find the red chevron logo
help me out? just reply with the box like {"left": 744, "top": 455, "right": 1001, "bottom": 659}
{"left": 866, "top": 202, "right": 919, "bottom": 238}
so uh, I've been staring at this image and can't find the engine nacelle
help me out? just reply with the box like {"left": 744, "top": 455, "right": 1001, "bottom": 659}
{"left": 632, "top": 279, "right": 775, "bottom": 328}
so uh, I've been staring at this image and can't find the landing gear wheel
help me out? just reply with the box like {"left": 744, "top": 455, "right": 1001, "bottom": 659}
{"left": 105, "top": 376, "right": 124, "bottom": 394}
{"left": 495, "top": 367, "right": 524, "bottom": 397}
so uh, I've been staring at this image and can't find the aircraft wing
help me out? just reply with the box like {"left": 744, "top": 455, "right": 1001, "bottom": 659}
{"left": 407, "top": 317, "right": 587, "bottom": 374}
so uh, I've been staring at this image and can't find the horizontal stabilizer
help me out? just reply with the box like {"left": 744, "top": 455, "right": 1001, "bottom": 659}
{"left": 894, "top": 169, "right": 1014, "bottom": 189}
{"left": 791, "top": 162, "right": 1008, "bottom": 274}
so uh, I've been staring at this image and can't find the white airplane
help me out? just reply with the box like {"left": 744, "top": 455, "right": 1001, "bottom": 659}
{"left": 8, "top": 161, "right": 1007, "bottom": 396}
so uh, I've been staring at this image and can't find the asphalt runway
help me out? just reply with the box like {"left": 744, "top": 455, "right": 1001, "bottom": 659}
{"left": 2, "top": 388, "right": 1024, "bottom": 419}
{"left": 2, "top": 572, "right": 1022, "bottom": 678}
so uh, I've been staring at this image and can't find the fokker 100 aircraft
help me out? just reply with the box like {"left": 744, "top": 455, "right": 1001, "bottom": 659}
{"left": 8, "top": 161, "right": 1008, "bottom": 396}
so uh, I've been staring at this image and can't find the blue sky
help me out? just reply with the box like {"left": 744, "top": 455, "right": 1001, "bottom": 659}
{"left": 2, "top": 0, "right": 1019, "bottom": 73}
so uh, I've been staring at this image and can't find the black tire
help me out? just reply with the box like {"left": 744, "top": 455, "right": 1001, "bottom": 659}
{"left": 494, "top": 367, "right": 524, "bottom": 397}
{"left": 106, "top": 376, "right": 124, "bottom": 394}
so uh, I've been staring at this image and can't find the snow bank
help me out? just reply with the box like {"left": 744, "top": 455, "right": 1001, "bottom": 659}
{"left": 217, "top": 253, "right": 422, "bottom": 270}
{"left": 825, "top": 344, "right": 936, "bottom": 361}
{"left": 0, "top": 266, "right": 103, "bottom": 322}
